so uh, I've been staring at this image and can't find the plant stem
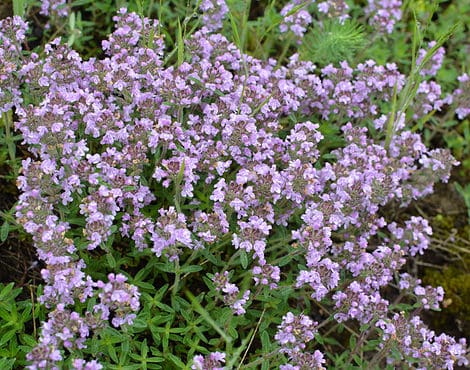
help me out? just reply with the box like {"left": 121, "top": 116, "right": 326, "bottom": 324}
{"left": 2, "top": 110, "right": 18, "bottom": 175}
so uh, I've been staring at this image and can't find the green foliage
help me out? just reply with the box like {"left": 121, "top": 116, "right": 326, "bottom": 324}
{"left": 0, "top": 111, "right": 21, "bottom": 181}
{"left": 301, "top": 19, "right": 366, "bottom": 66}
{"left": 12, "top": 0, "right": 27, "bottom": 17}
{"left": 456, "top": 182, "right": 470, "bottom": 224}
{"left": 0, "top": 283, "right": 44, "bottom": 369}
{"left": 0, "top": 110, "right": 24, "bottom": 243}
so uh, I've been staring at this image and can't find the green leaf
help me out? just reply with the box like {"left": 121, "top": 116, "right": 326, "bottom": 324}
{"left": 172, "top": 295, "right": 190, "bottom": 310}
{"left": 20, "top": 304, "right": 32, "bottom": 322}
{"left": 322, "top": 336, "right": 341, "bottom": 345}
{"left": 276, "top": 254, "right": 292, "bottom": 267}
{"left": 134, "top": 264, "right": 153, "bottom": 282}
{"left": 0, "top": 283, "right": 14, "bottom": 301}
{"left": 180, "top": 265, "right": 203, "bottom": 274}
{"left": 0, "top": 221, "right": 9, "bottom": 242}
{"left": 153, "top": 263, "right": 175, "bottom": 273}
{"left": 349, "top": 334, "right": 357, "bottom": 349}
{"left": 363, "top": 339, "right": 382, "bottom": 352}
{"left": 240, "top": 250, "right": 249, "bottom": 269}
{"left": 106, "top": 253, "right": 116, "bottom": 269}
{"left": 19, "top": 334, "right": 37, "bottom": 347}
{"left": 12, "top": 0, "right": 26, "bottom": 17}
{"left": 154, "top": 301, "right": 175, "bottom": 314}
{"left": 119, "top": 340, "right": 130, "bottom": 365}
{"left": 69, "top": 0, "right": 94, "bottom": 5}
{"left": 166, "top": 352, "right": 185, "bottom": 368}
{"left": 0, "top": 358, "right": 15, "bottom": 370}
{"left": 131, "top": 318, "right": 148, "bottom": 331}
{"left": 176, "top": 19, "right": 184, "bottom": 66}
{"left": 0, "top": 330, "right": 17, "bottom": 346}
{"left": 135, "top": 281, "right": 156, "bottom": 291}
{"left": 107, "top": 344, "right": 119, "bottom": 363}
{"left": 353, "top": 354, "right": 363, "bottom": 366}
{"left": 260, "top": 330, "right": 271, "bottom": 351}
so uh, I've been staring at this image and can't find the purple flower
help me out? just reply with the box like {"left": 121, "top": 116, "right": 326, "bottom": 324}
{"left": 253, "top": 263, "right": 281, "bottom": 289}
{"left": 416, "top": 41, "right": 445, "bottom": 77}
{"left": 192, "top": 351, "right": 226, "bottom": 370}
{"left": 200, "top": 0, "right": 229, "bottom": 32}
{"left": 318, "top": 0, "right": 350, "bottom": 23}
{"left": 366, "top": 0, "right": 402, "bottom": 34}
{"left": 275, "top": 312, "right": 318, "bottom": 353}
{"left": 94, "top": 273, "right": 140, "bottom": 327}
{"left": 280, "top": 2, "right": 314, "bottom": 40}
{"left": 453, "top": 73, "right": 470, "bottom": 120}
{"left": 213, "top": 271, "right": 250, "bottom": 315}
{"left": 72, "top": 359, "right": 103, "bottom": 370}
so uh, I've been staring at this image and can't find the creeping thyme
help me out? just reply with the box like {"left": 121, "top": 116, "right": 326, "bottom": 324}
{"left": 0, "top": 4, "right": 468, "bottom": 368}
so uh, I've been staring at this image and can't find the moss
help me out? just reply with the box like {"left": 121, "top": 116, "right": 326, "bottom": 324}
{"left": 421, "top": 214, "right": 470, "bottom": 337}
{"left": 423, "top": 264, "right": 470, "bottom": 336}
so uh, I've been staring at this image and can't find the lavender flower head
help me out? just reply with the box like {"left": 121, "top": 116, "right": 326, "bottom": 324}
{"left": 317, "top": 0, "right": 350, "bottom": 23}
{"left": 72, "top": 359, "right": 104, "bottom": 370}
{"left": 94, "top": 273, "right": 140, "bottom": 327}
{"left": 192, "top": 351, "right": 226, "bottom": 370}
{"left": 275, "top": 312, "right": 318, "bottom": 352}
{"left": 0, "top": 16, "right": 28, "bottom": 112}
{"left": 416, "top": 41, "right": 445, "bottom": 77}
{"left": 40, "top": 0, "right": 69, "bottom": 18}
{"left": 213, "top": 271, "right": 250, "bottom": 315}
{"left": 200, "top": 0, "right": 229, "bottom": 32}
{"left": 453, "top": 73, "right": 470, "bottom": 120}
{"left": 280, "top": 1, "right": 314, "bottom": 40}
{"left": 366, "top": 0, "right": 402, "bottom": 34}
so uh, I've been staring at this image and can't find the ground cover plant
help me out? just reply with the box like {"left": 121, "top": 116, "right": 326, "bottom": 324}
{"left": 0, "top": 0, "right": 469, "bottom": 369}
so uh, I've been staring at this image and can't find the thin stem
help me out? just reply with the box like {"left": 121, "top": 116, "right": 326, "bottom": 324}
{"left": 239, "top": 316, "right": 264, "bottom": 368}
{"left": 170, "top": 259, "right": 181, "bottom": 301}
{"left": 29, "top": 284, "right": 37, "bottom": 339}
{"left": 2, "top": 110, "right": 18, "bottom": 175}
{"left": 242, "top": 350, "right": 279, "bottom": 369}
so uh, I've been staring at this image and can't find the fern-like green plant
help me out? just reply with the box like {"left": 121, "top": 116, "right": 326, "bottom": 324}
{"left": 300, "top": 19, "right": 365, "bottom": 66}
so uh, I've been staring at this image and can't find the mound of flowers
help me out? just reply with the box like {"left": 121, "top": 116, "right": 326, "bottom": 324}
{"left": 1, "top": 6, "right": 468, "bottom": 369}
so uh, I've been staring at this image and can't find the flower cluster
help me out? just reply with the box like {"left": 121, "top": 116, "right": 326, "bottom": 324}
{"left": 0, "top": 16, "right": 27, "bottom": 112}
{"left": 72, "top": 359, "right": 103, "bottom": 370}
{"left": 26, "top": 304, "right": 91, "bottom": 368}
{"left": 200, "top": 0, "right": 229, "bottom": 32}
{"left": 387, "top": 216, "right": 432, "bottom": 256}
{"left": 317, "top": 0, "right": 350, "bottom": 23}
{"left": 275, "top": 312, "right": 326, "bottom": 369}
{"left": 417, "top": 40, "right": 446, "bottom": 77}
{"left": 280, "top": 0, "right": 351, "bottom": 36}
{"left": 94, "top": 273, "right": 140, "bottom": 327}
{"left": 192, "top": 351, "right": 226, "bottom": 370}
{"left": 39, "top": 0, "right": 69, "bottom": 18}
{"left": 253, "top": 263, "right": 281, "bottom": 289}
{"left": 366, "top": 0, "right": 402, "bottom": 34}
{"left": 280, "top": 1, "right": 314, "bottom": 40}
{"left": 213, "top": 271, "right": 250, "bottom": 315}
{"left": 398, "top": 273, "right": 445, "bottom": 310}
{"left": 1, "top": 5, "right": 467, "bottom": 368}
{"left": 150, "top": 207, "right": 194, "bottom": 260}
{"left": 376, "top": 313, "right": 469, "bottom": 369}
{"left": 452, "top": 73, "right": 470, "bottom": 120}
{"left": 413, "top": 80, "right": 450, "bottom": 120}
